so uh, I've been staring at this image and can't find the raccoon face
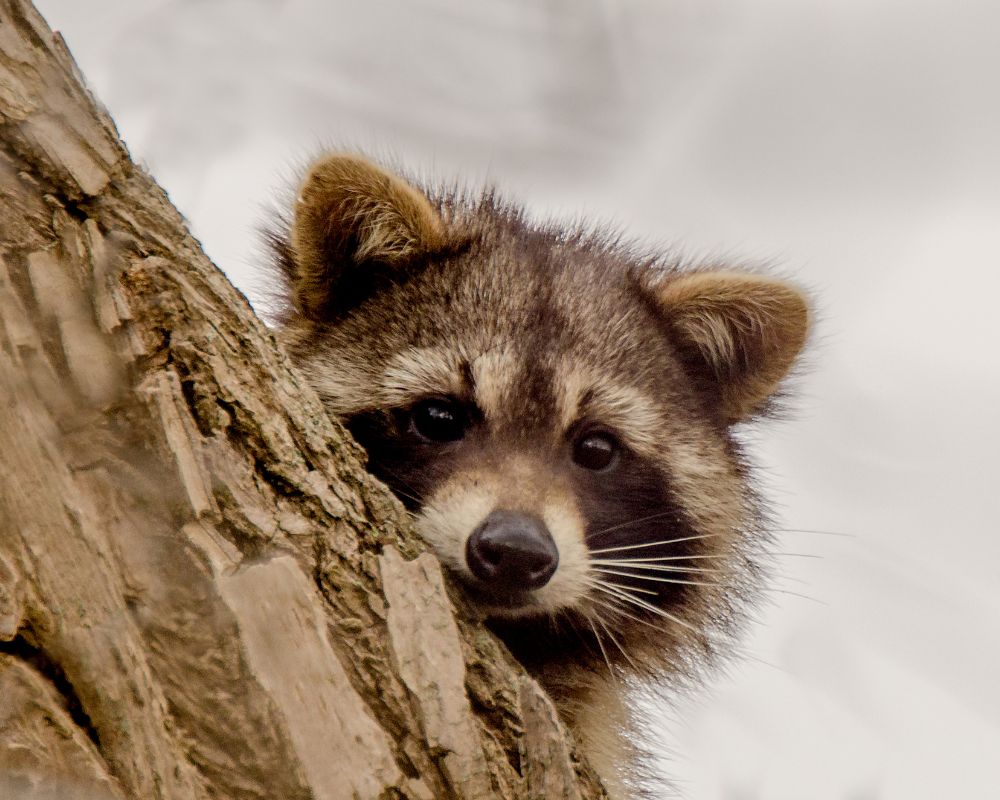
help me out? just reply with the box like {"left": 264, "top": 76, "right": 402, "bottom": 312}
{"left": 273, "top": 154, "right": 810, "bottom": 663}
{"left": 342, "top": 371, "right": 689, "bottom": 623}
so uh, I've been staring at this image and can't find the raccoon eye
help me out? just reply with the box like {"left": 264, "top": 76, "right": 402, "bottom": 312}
{"left": 410, "top": 398, "right": 466, "bottom": 442}
{"left": 572, "top": 431, "right": 619, "bottom": 471}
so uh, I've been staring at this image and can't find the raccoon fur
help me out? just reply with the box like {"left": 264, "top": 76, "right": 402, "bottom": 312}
{"left": 267, "top": 153, "right": 810, "bottom": 798}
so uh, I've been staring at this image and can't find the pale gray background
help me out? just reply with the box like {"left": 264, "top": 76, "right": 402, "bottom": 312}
{"left": 33, "top": 1, "right": 1000, "bottom": 797}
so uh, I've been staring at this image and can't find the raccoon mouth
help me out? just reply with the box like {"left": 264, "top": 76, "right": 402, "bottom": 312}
{"left": 459, "top": 581, "right": 552, "bottom": 619}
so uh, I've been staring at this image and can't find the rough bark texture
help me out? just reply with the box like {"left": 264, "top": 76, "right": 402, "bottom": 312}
{"left": 0, "top": 3, "right": 607, "bottom": 798}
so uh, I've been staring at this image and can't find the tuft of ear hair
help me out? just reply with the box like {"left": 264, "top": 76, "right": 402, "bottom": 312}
{"left": 290, "top": 154, "right": 449, "bottom": 319}
{"left": 652, "top": 271, "right": 810, "bottom": 423}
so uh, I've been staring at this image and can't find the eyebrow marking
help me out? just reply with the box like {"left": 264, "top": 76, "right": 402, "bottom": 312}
{"left": 469, "top": 345, "right": 516, "bottom": 420}
{"left": 377, "top": 344, "right": 517, "bottom": 418}
{"left": 460, "top": 359, "right": 476, "bottom": 396}
{"left": 585, "top": 385, "right": 663, "bottom": 456}
{"left": 301, "top": 355, "right": 375, "bottom": 415}
{"left": 380, "top": 346, "right": 465, "bottom": 406}
{"left": 556, "top": 364, "right": 663, "bottom": 457}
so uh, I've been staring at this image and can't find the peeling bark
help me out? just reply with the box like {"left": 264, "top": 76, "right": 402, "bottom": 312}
{"left": 0, "top": 2, "right": 607, "bottom": 798}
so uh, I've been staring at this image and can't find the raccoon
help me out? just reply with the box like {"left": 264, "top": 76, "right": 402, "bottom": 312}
{"left": 268, "top": 153, "right": 810, "bottom": 798}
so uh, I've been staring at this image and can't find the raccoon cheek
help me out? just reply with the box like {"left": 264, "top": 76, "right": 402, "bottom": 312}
{"left": 413, "top": 485, "right": 499, "bottom": 578}
{"left": 533, "top": 499, "right": 592, "bottom": 613}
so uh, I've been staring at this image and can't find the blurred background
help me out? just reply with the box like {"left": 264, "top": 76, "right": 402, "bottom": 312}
{"left": 32, "top": 1, "right": 999, "bottom": 797}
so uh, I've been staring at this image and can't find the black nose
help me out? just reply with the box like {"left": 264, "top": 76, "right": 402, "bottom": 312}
{"left": 466, "top": 510, "right": 559, "bottom": 592}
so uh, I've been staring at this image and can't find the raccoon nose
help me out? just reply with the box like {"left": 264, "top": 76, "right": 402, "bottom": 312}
{"left": 466, "top": 510, "right": 559, "bottom": 592}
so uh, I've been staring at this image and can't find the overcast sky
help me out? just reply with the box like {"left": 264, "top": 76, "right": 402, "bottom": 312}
{"left": 33, "top": 1, "right": 1000, "bottom": 797}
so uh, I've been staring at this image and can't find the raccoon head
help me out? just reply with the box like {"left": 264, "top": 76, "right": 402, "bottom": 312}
{"left": 273, "top": 153, "right": 810, "bottom": 673}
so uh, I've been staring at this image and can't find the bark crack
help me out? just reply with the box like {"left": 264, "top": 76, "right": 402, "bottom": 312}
{"left": 0, "top": 633, "right": 102, "bottom": 751}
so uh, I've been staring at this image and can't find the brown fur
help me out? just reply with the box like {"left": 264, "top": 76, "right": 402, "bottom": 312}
{"left": 266, "top": 153, "right": 811, "bottom": 798}
{"left": 651, "top": 271, "right": 810, "bottom": 423}
{"left": 289, "top": 154, "right": 455, "bottom": 319}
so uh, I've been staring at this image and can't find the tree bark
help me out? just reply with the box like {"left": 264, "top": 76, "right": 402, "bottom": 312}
{"left": 0, "top": 3, "right": 607, "bottom": 798}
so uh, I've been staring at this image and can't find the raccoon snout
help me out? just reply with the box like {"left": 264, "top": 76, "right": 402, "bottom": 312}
{"left": 466, "top": 510, "right": 559, "bottom": 592}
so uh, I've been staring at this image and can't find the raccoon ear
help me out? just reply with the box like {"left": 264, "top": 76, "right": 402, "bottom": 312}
{"left": 289, "top": 153, "right": 447, "bottom": 319}
{"left": 650, "top": 271, "right": 810, "bottom": 423}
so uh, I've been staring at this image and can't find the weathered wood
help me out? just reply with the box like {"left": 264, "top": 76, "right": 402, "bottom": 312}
{"left": 0, "top": 1, "right": 608, "bottom": 797}
{"left": 0, "top": 655, "right": 125, "bottom": 800}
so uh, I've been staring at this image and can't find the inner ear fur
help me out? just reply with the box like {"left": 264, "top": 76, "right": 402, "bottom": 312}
{"left": 290, "top": 153, "right": 448, "bottom": 319}
{"left": 651, "top": 271, "right": 810, "bottom": 423}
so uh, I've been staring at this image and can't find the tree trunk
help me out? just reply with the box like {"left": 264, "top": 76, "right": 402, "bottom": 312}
{"left": 0, "top": 3, "right": 607, "bottom": 798}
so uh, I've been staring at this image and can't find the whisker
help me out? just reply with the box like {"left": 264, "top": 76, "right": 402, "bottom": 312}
{"left": 774, "top": 572, "right": 809, "bottom": 586}
{"left": 586, "top": 588, "right": 682, "bottom": 639}
{"left": 588, "top": 533, "right": 722, "bottom": 556}
{"left": 589, "top": 582, "right": 706, "bottom": 637}
{"left": 588, "top": 510, "right": 687, "bottom": 539}
{"left": 591, "top": 553, "right": 724, "bottom": 563}
{"left": 587, "top": 592, "right": 630, "bottom": 621}
{"left": 590, "top": 560, "right": 725, "bottom": 575}
{"left": 585, "top": 582, "right": 722, "bottom": 649}
{"left": 593, "top": 567, "right": 721, "bottom": 588}
{"left": 583, "top": 578, "right": 644, "bottom": 614}
{"left": 773, "top": 528, "right": 856, "bottom": 538}
{"left": 593, "top": 579, "right": 660, "bottom": 597}
{"left": 373, "top": 466, "right": 426, "bottom": 507}
{"left": 384, "top": 484, "right": 423, "bottom": 507}
{"left": 586, "top": 616, "right": 616, "bottom": 679}
{"left": 582, "top": 577, "right": 660, "bottom": 605}
{"left": 767, "top": 587, "right": 828, "bottom": 605}
{"left": 593, "top": 610, "right": 640, "bottom": 673}
{"left": 595, "top": 584, "right": 700, "bottom": 633}
{"left": 583, "top": 577, "right": 730, "bottom": 649}
{"left": 584, "top": 581, "right": 650, "bottom": 617}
